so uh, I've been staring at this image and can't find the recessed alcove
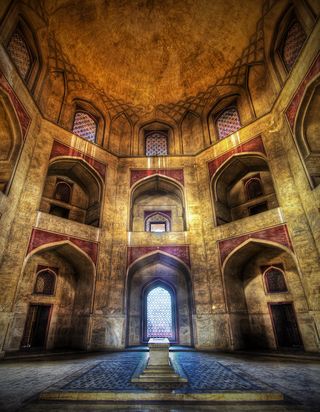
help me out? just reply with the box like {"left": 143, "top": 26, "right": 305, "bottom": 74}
{"left": 129, "top": 175, "right": 187, "bottom": 232}
{"left": 211, "top": 154, "right": 279, "bottom": 225}
{"left": 39, "top": 158, "right": 103, "bottom": 227}
{"left": 223, "top": 240, "right": 308, "bottom": 351}
{"left": 6, "top": 242, "right": 95, "bottom": 351}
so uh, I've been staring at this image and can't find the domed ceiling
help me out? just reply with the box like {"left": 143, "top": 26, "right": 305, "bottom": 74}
{"left": 44, "top": 0, "right": 264, "bottom": 110}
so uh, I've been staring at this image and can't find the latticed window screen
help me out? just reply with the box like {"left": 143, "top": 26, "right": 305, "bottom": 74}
{"left": 34, "top": 270, "right": 55, "bottom": 295}
{"left": 265, "top": 267, "right": 288, "bottom": 293}
{"left": 145, "top": 131, "right": 168, "bottom": 156}
{"left": 245, "top": 178, "right": 263, "bottom": 200}
{"left": 216, "top": 107, "right": 241, "bottom": 139}
{"left": 72, "top": 111, "right": 97, "bottom": 142}
{"left": 7, "top": 29, "right": 32, "bottom": 79}
{"left": 146, "top": 286, "right": 173, "bottom": 339}
{"left": 282, "top": 20, "right": 306, "bottom": 70}
{"left": 54, "top": 181, "right": 72, "bottom": 203}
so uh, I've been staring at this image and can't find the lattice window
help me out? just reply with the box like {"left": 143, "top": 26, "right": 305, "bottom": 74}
{"left": 34, "top": 270, "right": 55, "bottom": 295}
{"left": 145, "top": 212, "right": 171, "bottom": 232}
{"left": 54, "top": 180, "right": 72, "bottom": 203}
{"left": 145, "top": 131, "right": 168, "bottom": 156}
{"left": 216, "top": 107, "right": 241, "bottom": 139}
{"left": 245, "top": 177, "right": 263, "bottom": 200}
{"left": 282, "top": 19, "right": 306, "bottom": 71}
{"left": 72, "top": 111, "right": 97, "bottom": 142}
{"left": 146, "top": 286, "right": 174, "bottom": 339}
{"left": 7, "top": 29, "right": 32, "bottom": 79}
{"left": 264, "top": 267, "right": 288, "bottom": 293}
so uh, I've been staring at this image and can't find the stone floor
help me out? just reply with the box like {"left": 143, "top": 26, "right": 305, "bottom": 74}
{"left": 0, "top": 349, "right": 319, "bottom": 412}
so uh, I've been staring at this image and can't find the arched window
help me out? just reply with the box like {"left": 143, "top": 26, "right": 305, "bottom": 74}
{"left": 7, "top": 28, "right": 33, "bottom": 80}
{"left": 33, "top": 269, "right": 56, "bottom": 295}
{"left": 54, "top": 180, "right": 72, "bottom": 203}
{"left": 280, "top": 18, "right": 306, "bottom": 71}
{"left": 264, "top": 266, "right": 288, "bottom": 293}
{"left": 145, "top": 130, "right": 168, "bottom": 156}
{"left": 145, "top": 212, "right": 171, "bottom": 232}
{"left": 245, "top": 177, "right": 263, "bottom": 200}
{"left": 145, "top": 285, "right": 175, "bottom": 340}
{"left": 216, "top": 107, "right": 241, "bottom": 139}
{"left": 72, "top": 111, "right": 97, "bottom": 142}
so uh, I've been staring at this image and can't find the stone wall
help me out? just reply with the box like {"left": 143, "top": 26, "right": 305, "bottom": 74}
{"left": 0, "top": 0, "right": 319, "bottom": 355}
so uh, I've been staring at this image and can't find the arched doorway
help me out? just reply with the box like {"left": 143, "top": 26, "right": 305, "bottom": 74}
{"left": 222, "top": 239, "right": 314, "bottom": 351}
{"left": 5, "top": 241, "right": 95, "bottom": 352}
{"left": 142, "top": 280, "right": 177, "bottom": 343}
{"left": 126, "top": 252, "right": 194, "bottom": 347}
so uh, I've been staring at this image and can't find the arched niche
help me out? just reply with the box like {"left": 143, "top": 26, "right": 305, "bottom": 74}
{"left": 7, "top": 241, "right": 95, "bottom": 351}
{"left": 207, "top": 93, "right": 246, "bottom": 143}
{"left": 247, "top": 63, "right": 276, "bottom": 118}
{"left": 125, "top": 252, "right": 194, "bottom": 346}
{"left": 270, "top": 6, "right": 307, "bottom": 85}
{"left": 181, "top": 111, "right": 204, "bottom": 154}
{"left": 223, "top": 240, "right": 310, "bottom": 351}
{"left": 138, "top": 120, "right": 175, "bottom": 156}
{"left": 129, "top": 175, "right": 187, "bottom": 232}
{"left": 39, "top": 158, "right": 103, "bottom": 227}
{"left": 295, "top": 77, "right": 320, "bottom": 188}
{"left": 5, "top": 16, "right": 42, "bottom": 92}
{"left": 211, "top": 154, "right": 279, "bottom": 225}
{"left": 108, "top": 112, "right": 132, "bottom": 155}
{"left": 71, "top": 99, "right": 105, "bottom": 146}
{"left": 38, "top": 69, "right": 66, "bottom": 123}
{"left": 0, "top": 89, "right": 22, "bottom": 194}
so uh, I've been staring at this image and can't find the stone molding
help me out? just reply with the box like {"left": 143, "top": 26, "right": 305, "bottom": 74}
{"left": 49, "top": 140, "right": 107, "bottom": 180}
{"left": 218, "top": 224, "right": 293, "bottom": 265}
{"left": 27, "top": 228, "right": 99, "bottom": 264}
{"left": 0, "top": 70, "right": 31, "bottom": 139}
{"left": 207, "top": 135, "right": 266, "bottom": 178}
{"left": 286, "top": 52, "right": 320, "bottom": 131}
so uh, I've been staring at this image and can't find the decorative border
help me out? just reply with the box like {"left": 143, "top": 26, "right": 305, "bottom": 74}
{"left": 50, "top": 140, "right": 107, "bottom": 180}
{"left": 144, "top": 210, "right": 172, "bottom": 220}
{"left": 285, "top": 53, "right": 320, "bottom": 131}
{"left": 130, "top": 169, "right": 184, "bottom": 186}
{"left": 218, "top": 224, "right": 292, "bottom": 266}
{"left": 207, "top": 135, "right": 266, "bottom": 178}
{"left": 0, "top": 71, "right": 31, "bottom": 139}
{"left": 27, "top": 228, "right": 98, "bottom": 265}
{"left": 127, "top": 245, "right": 190, "bottom": 268}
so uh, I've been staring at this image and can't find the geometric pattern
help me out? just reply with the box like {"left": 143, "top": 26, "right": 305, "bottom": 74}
{"left": 7, "top": 30, "right": 32, "bottom": 80}
{"left": 145, "top": 212, "right": 170, "bottom": 232}
{"left": 216, "top": 107, "right": 241, "bottom": 139}
{"left": 59, "top": 350, "right": 269, "bottom": 393}
{"left": 282, "top": 20, "right": 306, "bottom": 71}
{"left": 146, "top": 287, "right": 173, "bottom": 339}
{"left": 72, "top": 111, "right": 97, "bottom": 142}
{"left": 145, "top": 132, "right": 168, "bottom": 156}
{"left": 264, "top": 266, "right": 288, "bottom": 293}
{"left": 34, "top": 270, "right": 55, "bottom": 295}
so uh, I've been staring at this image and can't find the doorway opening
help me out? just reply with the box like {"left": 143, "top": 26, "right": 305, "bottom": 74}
{"left": 21, "top": 304, "right": 51, "bottom": 349}
{"left": 269, "top": 303, "right": 303, "bottom": 350}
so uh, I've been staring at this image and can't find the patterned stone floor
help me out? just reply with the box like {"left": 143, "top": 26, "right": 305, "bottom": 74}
{"left": 0, "top": 349, "right": 319, "bottom": 411}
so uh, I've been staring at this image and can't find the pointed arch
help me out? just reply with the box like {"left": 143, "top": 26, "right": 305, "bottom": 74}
{"left": 129, "top": 174, "right": 187, "bottom": 231}
{"left": 0, "top": 88, "right": 23, "bottom": 193}
{"left": 40, "top": 157, "right": 104, "bottom": 226}
{"left": 125, "top": 250, "right": 194, "bottom": 347}
{"left": 109, "top": 112, "right": 132, "bottom": 155}
{"left": 181, "top": 110, "right": 204, "bottom": 154}
{"left": 210, "top": 153, "right": 278, "bottom": 225}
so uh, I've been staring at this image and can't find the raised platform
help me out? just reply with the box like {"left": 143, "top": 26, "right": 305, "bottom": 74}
{"left": 39, "top": 350, "right": 284, "bottom": 404}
